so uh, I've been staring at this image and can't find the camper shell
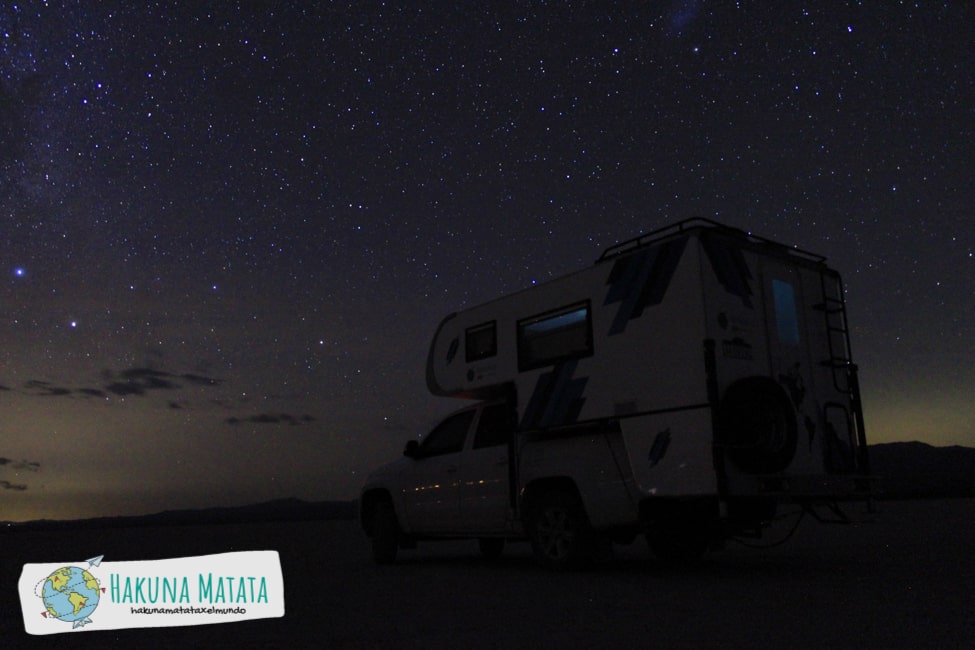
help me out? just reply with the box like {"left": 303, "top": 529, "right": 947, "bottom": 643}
{"left": 426, "top": 218, "right": 868, "bottom": 499}
{"left": 363, "top": 218, "right": 870, "bottom": 566}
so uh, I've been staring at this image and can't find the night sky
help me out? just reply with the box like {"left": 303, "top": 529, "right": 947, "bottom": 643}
{"left": 2, "top": 1, "right": 972, "bottom": 522}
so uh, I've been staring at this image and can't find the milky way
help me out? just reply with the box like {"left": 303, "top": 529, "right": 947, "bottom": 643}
{"left": 1, "top": 2, "right": 972, "bottom": 521}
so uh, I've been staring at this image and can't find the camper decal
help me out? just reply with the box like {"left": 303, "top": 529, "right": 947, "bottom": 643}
{"left": 445, "top": 337, "right": 459, "bottom": 365}
{"left": 521, "top": 359, "right": 588, "bottom": 429}
{"left": 604, "top": 237, "right": 688, "bottom": 335}
{"left": 701, "top": 233, "right": 754, "bottom": 307}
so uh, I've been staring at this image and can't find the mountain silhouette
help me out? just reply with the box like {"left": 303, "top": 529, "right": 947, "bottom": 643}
{"left": 869, "top": 442, "right": 975, "bottom": 499}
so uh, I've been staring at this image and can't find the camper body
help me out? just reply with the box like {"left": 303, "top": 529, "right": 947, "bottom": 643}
{"left": 361, "top": 219, "right": 870, "bottom": 566}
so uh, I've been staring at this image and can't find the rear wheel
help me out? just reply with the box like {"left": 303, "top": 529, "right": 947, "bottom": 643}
{"left": 370, "top": 501, "right": 399, "bottom": 565}
{"left": 527, "top": 490, "right": 593, "bottom": 569}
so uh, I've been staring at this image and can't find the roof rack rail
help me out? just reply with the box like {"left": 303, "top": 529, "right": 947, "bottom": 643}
{"left": 596, "top": 217, "right": 826, "bottom": 264}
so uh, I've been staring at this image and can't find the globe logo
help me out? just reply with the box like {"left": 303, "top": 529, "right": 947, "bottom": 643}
{"left": 37, "top": 556, "right": 104, "bottom": 629}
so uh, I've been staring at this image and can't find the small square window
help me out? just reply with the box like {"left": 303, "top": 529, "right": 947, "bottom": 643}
{"left": 465, "top": 321, "right": 497, "bottom": 362}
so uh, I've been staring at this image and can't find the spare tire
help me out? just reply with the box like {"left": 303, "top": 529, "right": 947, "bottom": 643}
{"left": 719, "top": 377, "right": 797, "bottom": 474}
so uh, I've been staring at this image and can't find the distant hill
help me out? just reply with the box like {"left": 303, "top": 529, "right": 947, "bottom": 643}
{"left": 869, "top": 442, "right": 975, "bottom": 499}
{"left": 2, "top": 498, "right": 357, "bottom": 531}
{"left": 4, "top": 444, "right": 971, "bottom": 529}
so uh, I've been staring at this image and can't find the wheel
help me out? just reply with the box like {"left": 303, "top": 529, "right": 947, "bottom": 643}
{"left": 720, "top": 377, "right": 798, "bottom": 474}
{"left": 527, "top": 490, "right": 593, "bottom": 569}
{"left": 478, "top": 538, "right": 505, "bottom": 561}
{"left": 370, "top": 501, "right": 399, "bottom": 565}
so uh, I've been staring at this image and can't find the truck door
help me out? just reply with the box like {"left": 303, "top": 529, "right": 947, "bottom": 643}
{"left": 459, "top": 402, "right": 513, "bottom": 532}
{"left": 400, "top": 409, "right": 474, "bottom": 533}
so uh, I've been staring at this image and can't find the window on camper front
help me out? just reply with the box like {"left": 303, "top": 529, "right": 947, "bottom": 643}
{"left": 465, "top": 321, "right": 497, "bottom": 362}
{"left": 517, "top": 302, "right": 593, "bottom": 371}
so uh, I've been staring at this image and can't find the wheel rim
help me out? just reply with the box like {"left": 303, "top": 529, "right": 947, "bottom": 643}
{"left": 536, "top": 507, "right": 575, "bottom": 560}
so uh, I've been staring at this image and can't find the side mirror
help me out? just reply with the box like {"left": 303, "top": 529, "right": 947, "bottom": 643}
{"left": 403, "top": 440, "right": 419, "bottom": 458}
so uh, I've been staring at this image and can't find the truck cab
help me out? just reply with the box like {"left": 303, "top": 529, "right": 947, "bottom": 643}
{"left": 361, "top": 402, "right": 516, "bottom": 560}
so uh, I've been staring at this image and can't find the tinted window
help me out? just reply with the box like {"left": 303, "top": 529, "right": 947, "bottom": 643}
{"left": 517, "top": 302, "right": 592, "bottom": 371}
{"left": 465, "top": 321, "right": 497, "bottom": 362}
{"left": 419, "top": 410, "right": 474, "bottom": 457}
{"left": 772, "top": 279, "right": 800, "bottom": 346}
{"left": 473, "top": 403, "right": 512, "bottom": 449}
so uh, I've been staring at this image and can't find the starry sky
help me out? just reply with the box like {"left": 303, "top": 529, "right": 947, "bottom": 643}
{"left": 1, "top": 1, "right": 972, "bottom": 522}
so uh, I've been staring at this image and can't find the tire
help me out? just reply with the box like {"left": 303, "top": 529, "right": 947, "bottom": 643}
{"left": 527, "top": 490, "right": 593, "bottom": 569}
{"left": 370, "top": 501, "right": 399, "bottom": 565}
{"left": 720, "top": 377, "right": 798, "bottom": 474}
{"left": 478, "top": 538, "right": 505, "bottom": 561}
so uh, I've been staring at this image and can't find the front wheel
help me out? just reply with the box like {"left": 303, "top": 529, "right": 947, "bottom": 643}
{"left": 370, "top": 501, "right": 399, "bottom": 565}
{"left": 527, "top": 490, "right": 593, "bottom": 569}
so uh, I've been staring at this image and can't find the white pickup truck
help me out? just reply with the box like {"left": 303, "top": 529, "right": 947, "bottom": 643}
{"left": 360, "top": 220, "right": 871, "bottom": 567}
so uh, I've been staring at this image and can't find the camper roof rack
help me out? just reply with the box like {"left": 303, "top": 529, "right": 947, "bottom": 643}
{"left": 596, "top": 217, "right": 826, "bottom": 264}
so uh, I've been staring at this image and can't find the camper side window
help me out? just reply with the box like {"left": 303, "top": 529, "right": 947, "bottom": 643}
{"left": 517, "top": 302, "right": 593, "bottom": 371}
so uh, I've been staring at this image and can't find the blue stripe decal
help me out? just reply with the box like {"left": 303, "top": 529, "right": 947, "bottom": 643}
{"left": 700, "top": 233, "right": 754, "bottom": 307}
{"left": 521, "top": 360, "right": 588, "bottom": 429}
{"left": 604, "top": 237, "right": 688, "bottom": 335}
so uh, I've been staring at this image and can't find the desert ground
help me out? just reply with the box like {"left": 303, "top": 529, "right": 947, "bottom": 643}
{"left": 2, "top": 498, "right": 973, "bottom": 649}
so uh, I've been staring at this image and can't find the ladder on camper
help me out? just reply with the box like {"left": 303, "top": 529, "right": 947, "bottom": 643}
{"left": 817, "top": 273, "right": 853, "bottom": 394}
{"left": 815, "top": 272, "right": 870, "bottom": 474}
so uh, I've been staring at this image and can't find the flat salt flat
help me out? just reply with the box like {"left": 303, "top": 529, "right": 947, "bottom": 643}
{"left": 2, "top": 499, "right": 972, "bottom": 649}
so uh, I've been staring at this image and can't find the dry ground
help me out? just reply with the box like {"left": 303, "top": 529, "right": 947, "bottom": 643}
{"left": 2, "top": 498, "right": 973, "bottom": 649}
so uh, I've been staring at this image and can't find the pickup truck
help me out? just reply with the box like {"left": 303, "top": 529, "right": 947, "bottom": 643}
{"left": 361, "top": 399, "right": 645, "bottom": 568}
{"left": 360, "top": 220, "right": 871, "bottom": 567}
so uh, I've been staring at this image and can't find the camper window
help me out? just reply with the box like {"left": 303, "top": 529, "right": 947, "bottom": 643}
{"left": 517, "top": 302, "right": 593, "bottom": 371}
{"left": 772, "top": 279, "right": 800, "bottom": 346}
{"left": 465, "top": 321, "right": 497, "bottom": 362}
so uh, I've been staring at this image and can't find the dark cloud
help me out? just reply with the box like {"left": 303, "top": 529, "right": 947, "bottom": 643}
{"left": 181, "top": 373, "right": 222, "bottom": 387}
{"left": 104, "top": 381, "right": 149, "bottom": 396}
{"left": 23, "top": 380, "right": 71, "bottom": 396}
{"left": 101, "top": 367, "right": 221, "bottom": 394}
{"left": 0, "top": 457, "right": 40, "bottom": 471}
{"left": 0, "top": 457, "right": 39, "bottom": 490}
{"left": 103, "top": 376, "right": 177, "bottom": 396}
{"left": 225, "top": 413, "right": 316, "bottom": 426}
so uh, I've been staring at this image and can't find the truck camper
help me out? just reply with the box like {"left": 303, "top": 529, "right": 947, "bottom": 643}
{"left": 362, "top": 218, "right": 871, "bottom": 567}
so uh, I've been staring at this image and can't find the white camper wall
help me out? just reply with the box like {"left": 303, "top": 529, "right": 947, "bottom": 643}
{"left": 426, "top": 233, "right": 711, "bottom": 426}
